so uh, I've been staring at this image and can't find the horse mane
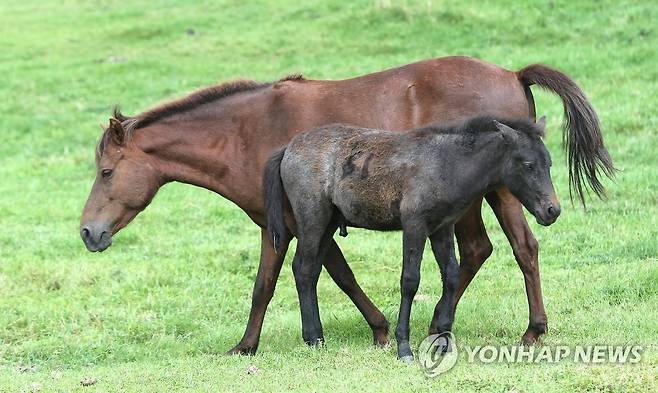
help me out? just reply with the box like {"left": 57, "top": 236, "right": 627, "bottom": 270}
{"left": 99, "top": 74, "right": 305, "bottom": 152}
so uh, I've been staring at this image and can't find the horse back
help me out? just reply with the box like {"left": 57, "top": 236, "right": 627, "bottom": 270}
{"left": 269, "top": 56, "right": 532, "bottom": 136}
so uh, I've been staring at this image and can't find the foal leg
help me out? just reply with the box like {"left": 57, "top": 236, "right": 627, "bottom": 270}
{"left": 227, "top": 229, "right": 290, "bottom": 355}
{"left": 395, "top": 228, "right": 426, "bottom": 362}
{"left": 292, "top": 214, "right": 337, "bottom": 345}
{"left": 322, "top": 241, "right": 390, "bottom": 346}
{"left": 428, "top": 226, "right": 461, "bottom": 335}
{"left": 486, "top": 187, "right": 547, "bottom": 345}
{"left": 228, "top": 230, "right": 388, "bottom": 354}
{"left": 428, "top": 203, "right": 491, "bottom": 334}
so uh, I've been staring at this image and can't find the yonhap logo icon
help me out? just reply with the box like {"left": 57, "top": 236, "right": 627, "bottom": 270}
{"left": 418, "top": 332, "right": 458, "bottom": 377}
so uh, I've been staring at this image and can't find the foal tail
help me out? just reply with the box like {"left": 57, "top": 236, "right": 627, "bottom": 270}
{"left": 517, "top": 64, "right": 616, "bottom": 207}
{"left": 263, "top": 146, "right": 289, "bottom": 254}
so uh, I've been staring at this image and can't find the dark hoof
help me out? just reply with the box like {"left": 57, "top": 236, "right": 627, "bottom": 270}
{"left": 435, "top": 338, "right": 453, "bottom": 354}
{"left": 397, "top": 342, "right": 413, "bottom": 361}
{"left": 225, "top": 344, "right": 258, "bottom": 356}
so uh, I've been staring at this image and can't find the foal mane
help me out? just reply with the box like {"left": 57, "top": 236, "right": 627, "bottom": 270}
{"left": 98, "top": 74, "right": 305, "bottom": 155}
{"left": 417, "top": 116, "right": 544, "bottom": 139}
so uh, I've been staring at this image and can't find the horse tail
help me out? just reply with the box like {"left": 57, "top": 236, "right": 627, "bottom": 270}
{"left": 517, "top": 64, "right": 616, "bottom": 207}
{"left": 263, "top": 146, "right": 289, "bottom": 254}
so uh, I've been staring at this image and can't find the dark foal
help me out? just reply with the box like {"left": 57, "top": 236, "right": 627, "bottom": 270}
{"left": 264, "top": 117, "right": 560, "bottom": 360}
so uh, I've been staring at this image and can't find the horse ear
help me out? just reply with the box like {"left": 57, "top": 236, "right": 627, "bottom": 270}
{"left": 108, "top": 118, "right": 125, "bottom": 145}
{"left": 536, "top": 116, "right": 547, "bottom": 133}
{"left": 493, "top": 120, "right": 518, "bottom": 144}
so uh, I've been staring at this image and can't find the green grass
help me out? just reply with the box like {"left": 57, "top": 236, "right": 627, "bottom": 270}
{"left": 1, "top": 0, "right": 657, "bottom": 391}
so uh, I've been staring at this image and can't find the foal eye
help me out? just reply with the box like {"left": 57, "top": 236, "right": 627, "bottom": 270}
{"left": 101, "top": 169, "right": 113, "bottom": 178}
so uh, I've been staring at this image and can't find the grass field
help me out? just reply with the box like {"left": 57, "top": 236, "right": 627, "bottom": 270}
{"left": 1, "top": 0, "right": 657, "bottom": 391}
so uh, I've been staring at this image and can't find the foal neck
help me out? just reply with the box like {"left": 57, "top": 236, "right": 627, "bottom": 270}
{"left": 456, "top": 132, "right": 510, "bottom": 194}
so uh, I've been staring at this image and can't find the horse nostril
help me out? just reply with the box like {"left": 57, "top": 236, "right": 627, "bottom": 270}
{"left": 81, "top": 227, "right": 91, "bottom": 240}
{"left": 548, "top": 206, "right": 560, "bottom": 218}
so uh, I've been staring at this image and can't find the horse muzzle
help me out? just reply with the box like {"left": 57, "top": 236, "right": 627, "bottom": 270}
{"left": 534, "top": 204, "right": 561, "bottom": 226}
{"left": 80, "top": 224, "right": 113, "bottom": 252}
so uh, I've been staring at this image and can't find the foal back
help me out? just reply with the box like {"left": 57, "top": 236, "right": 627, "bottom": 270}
{"left": 282, "top": 125, "right": 409, "bottom": 231}
{"left": 280, "top": 123, "right": 485, "bottom": 233}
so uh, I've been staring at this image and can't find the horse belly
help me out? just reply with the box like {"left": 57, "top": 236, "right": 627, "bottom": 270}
{"left": 333, "top": 180, "right": 402, "bottom": 231}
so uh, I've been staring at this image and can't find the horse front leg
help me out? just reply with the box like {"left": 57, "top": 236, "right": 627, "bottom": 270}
{"left": 486, "top": 187, "right": 547, "bottom": 345}
{"left": 322, "top": 240, "right": 390, "bottom": 347}
{"left": 453, "top": 198, "right": 494, "bottom": 309}
{"left": 428, "top": 225, "right": 461, "bottom": 335}
{"left": 395, "top": 228, "right": 426, "bottom": 362}
{"left": 227, "top": 228, "right": 290, "bottom": 355}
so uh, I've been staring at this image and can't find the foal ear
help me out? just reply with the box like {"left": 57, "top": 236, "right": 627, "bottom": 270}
{"left": 493, "top": 120, "right": 518, "bottom": 144}
{"left": 108, "top": 117, "right": 126, "bottom": 145}
{"left": 536, "top": 116, "right": 547, "bottom": 135}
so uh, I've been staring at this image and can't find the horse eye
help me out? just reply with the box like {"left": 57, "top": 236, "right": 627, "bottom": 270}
{"left": 101, "top": 168, "right": 113, "bottom": 178}
{"left": 523, "top": 162, "right": 534, "bottom": 170}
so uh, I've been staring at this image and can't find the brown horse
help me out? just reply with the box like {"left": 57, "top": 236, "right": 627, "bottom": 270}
{"left": 80, "top": 56, "right": 614, "bottom": 355}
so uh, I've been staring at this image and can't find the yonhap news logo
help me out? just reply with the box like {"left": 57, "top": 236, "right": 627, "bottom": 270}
{"left": 418, "top": 332, "right": 458, "bottom": 377}
{"left": 418, "top": 333, "right": 643, "bottom": 377}
{"left": 461, "top": 344, "right": 643, "bottom": 364}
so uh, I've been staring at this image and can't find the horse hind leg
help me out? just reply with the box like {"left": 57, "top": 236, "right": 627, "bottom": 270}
{"left": 322, "top": 240, "right": 390, "bottom": 347}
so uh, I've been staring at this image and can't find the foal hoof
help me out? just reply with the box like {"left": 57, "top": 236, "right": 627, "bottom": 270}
{"left": 399, "top": 355, "right": 414, "bottom": 364}
{"left": 304, "top": 337, "right": 325, "bottom": 347}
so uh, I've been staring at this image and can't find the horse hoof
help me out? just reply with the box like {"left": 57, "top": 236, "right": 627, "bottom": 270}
{"left": 374, "top": 338, "right": 390, "bottom": 349}
{"left": 521, "top": 330, "right": 541, "bottom": 346}
{"left": 399, "top": 355, "right": 414, "bottom": 364}
{"left": 225, "top": 345, "right": 257, "bottom": 356}
{"left": 372, "top": 323, "right": 390, "bottom": 348}
{"left": 522, "top": 321, "right": 548, "bottom": 346}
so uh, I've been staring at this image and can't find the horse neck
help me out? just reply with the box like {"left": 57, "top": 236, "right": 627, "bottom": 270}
{"left": 131, "top": 124, "right": 220, "bottom": 189}
{"left": 131, "top": 101, "right": 274, "bottom": 207}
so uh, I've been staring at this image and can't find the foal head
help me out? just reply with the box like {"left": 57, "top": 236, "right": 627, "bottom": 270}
{"left": 495, "top": 117, "right": 561, "bottom": 226}
{"left": 80, "top": 117, "right": 162, "bottom": 252}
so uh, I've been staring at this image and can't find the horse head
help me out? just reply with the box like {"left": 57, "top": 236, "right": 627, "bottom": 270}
{"left": 79, "top": 116, "right": 162, "bottom": 252}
